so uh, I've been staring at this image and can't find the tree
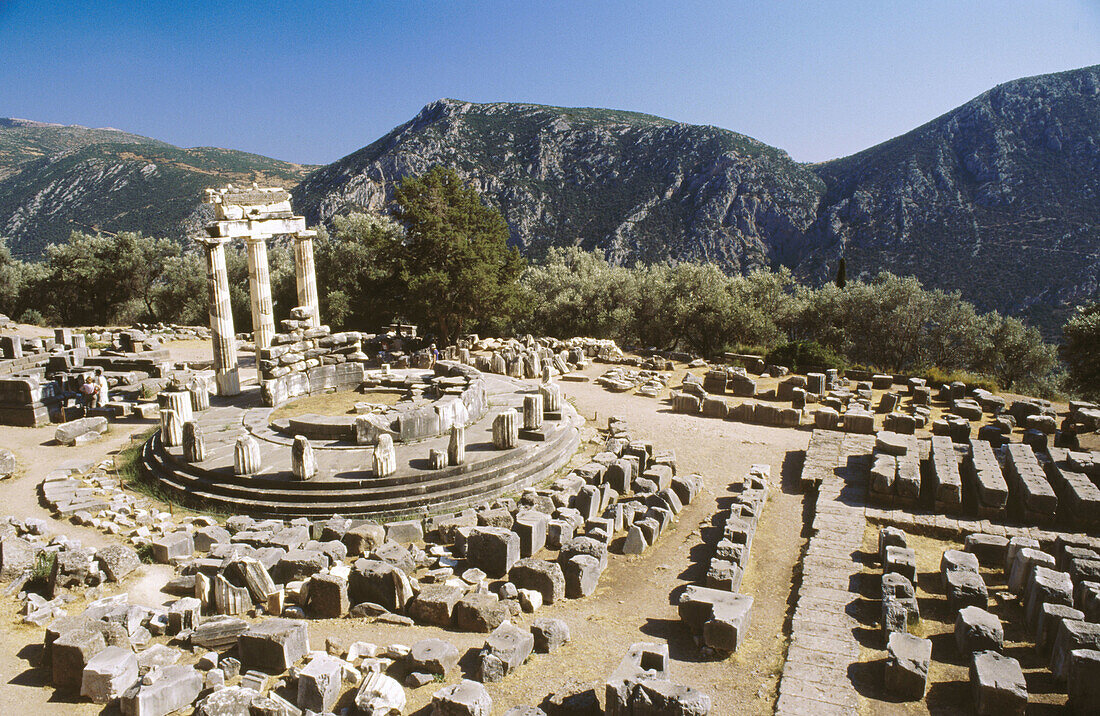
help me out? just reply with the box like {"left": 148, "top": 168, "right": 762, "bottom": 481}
{"left": 835, "top": 257, "right": 847, "bottom": 289}
{"left": 314, "top": 214, "right": 404, "bottom": 330}
{"left": 392, "top": 166, "right": 527, "bottom": 342}
{"left": 1062, "top": 301, "right": 1100, "bottom": 400}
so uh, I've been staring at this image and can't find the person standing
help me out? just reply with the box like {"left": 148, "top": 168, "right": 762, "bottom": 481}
{"left": 95, "top": 369, "right": 110, "bottom": 408}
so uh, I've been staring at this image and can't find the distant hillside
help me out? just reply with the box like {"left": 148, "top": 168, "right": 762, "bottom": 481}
{"left": 294, "top": 100, "right": 829, "bottom": 272}
{"left": 803, "top": 64, "right": 1100, "bottom": 330}
{"left": 0, "top": 122, "right": 313, "bottom": 256}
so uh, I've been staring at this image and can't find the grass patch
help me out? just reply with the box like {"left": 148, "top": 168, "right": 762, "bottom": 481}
{"left": 113, "top": 428, "right": 228, "bottom": 519}
{"left": 920, "top": 366, "right": 999, "bottom": 393}
{"left": 268, "top": 389, "right": 405, "bottom": 422}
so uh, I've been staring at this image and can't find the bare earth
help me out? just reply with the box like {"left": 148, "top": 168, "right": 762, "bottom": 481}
{"left": 0, "top": 351, "right": 813, "bottom": 714}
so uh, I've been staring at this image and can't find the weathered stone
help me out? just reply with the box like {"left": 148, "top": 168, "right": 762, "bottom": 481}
{"left": 531, "top": 617, "right": 571, "bottom": 653}
{"left": 947, "top": 569, "right": 989, "bottom": 612}
{"left": 238, "top": 618, "right": 309, "bottom": 674}
{"left": 343, "top": 523, "right": 386, "bottom": 556}
{"left": 151, "top": 531, "right": 193, "bottom": 563}
{"left": 885, "top": 631, "right": 931, "bottom": 700}
{"left": 477, "top": 621, "right": 534, "bottom": 683}
{"left": 466, "top": 527, "right": 520, "bottom": 578}
{"left": 297, "top": 653, "right": 343, "bottom": 713}
{"left": 81, "top": 646, "right": 139, "bottom": 704}
{"left": 193, "top": 686, "right": 260, "bottom": 716}
{"left": 509, "top": 558, "right": 565, "bottom": 605}
{"left": 454, "top": 592, "right": 510, "bottom": 633}
{"left": 677, "top": 585, "right": 753, "bottom": 652}
{"left": 1067, "top": 648, "right": 1100, "bottom": 716}
{"left": 631, "top": 678, "right": 712, "bottom": 715}
{"left": 971, "top": 650, "right": 1027, "bottom": 716}
{"left": 96, "top": 544, "right": 141, "bottom": 582}
{"left": 307, "top": 573, "right": 349, "bottom": 618}
{"left": 182, "top": 421, "right": 205, "bottom": 462}
{"left": 956, "top": 606, "right": 1004, "bottom": 654}
{"left": 291, "top": 435, "right": 316, "bottom": 480}
{"left": 431, "top": 679, "right": 492, "bottom": 716}
{"left": 493, "top": 409, "right": 519, "bottom": 449}
{"left": 373, "top": 433, "right": 397, "bottom": 477}
{"left": 354, "top": 671, "right": 406, "bottom": 716}
{"left": 120, "top": 664, "right": 203, "bottom": 716}
{"left": 349, "top": 559, "right": 413, "bottom": 613}
{"left": 605, "top": 642, "right": 670, "bottom": 716}
{"left": 408, "top": 584, "right": 465, "bottom": 627}
{"left": 410, "top": 638, "right": 461, "bottom": 675}
{"left": 233, "top": 434, "right": 261, "bottom": 475}
{"left": 53, "top": 625, "right": 107, "bottom": 691}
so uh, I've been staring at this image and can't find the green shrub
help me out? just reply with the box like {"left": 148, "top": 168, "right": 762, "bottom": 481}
{"left": 766, "top": 340, "right": 845, "bottom": 372}
{"left": 29, "top": 551, "right": 55, "bottom": 584}
{"left": 18, "top": 308, "right": 45, "bottom": 326}
{"left": 921, "top": 367, "right": 999, "bottom": 393}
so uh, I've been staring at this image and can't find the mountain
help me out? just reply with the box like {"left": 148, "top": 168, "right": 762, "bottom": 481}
{"left": 0, "top": 122, "right": 314, "bottom": 257}
{"left": 295, "top": 101, "right": 828, "bottom": 272}
{"left": 2, "top": 64, "right": 1098, "bottom": 331}
{"left": 803, "top": 65, "right": 1100, "bottom": 330}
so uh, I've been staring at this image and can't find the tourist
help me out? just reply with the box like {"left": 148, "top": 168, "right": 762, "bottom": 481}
{"left": 95, "top": 368, "right": 110, "bottom": 408}
{"left": 79, "top": 375, "right": 97, "bottom": 411}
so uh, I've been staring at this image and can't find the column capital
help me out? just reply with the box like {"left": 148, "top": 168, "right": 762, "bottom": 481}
{"left": 294, "top": 230, "right": 318, "bottom": 241}
{"left": 194, "top": 235, "right": 229, "bottom": 249}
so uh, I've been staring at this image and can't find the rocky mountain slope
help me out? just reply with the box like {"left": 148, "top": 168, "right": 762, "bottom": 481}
{"left": 2, "top": 65, "right": 1097, "bottom": 329}
{"left": 295, "top": 101, "right": 830, "bottom": 271}
{"left": 804, "top": 64, "right": 1100, "bottom": 329}
{"left": 0, "top": 122, "right": 313, "bottom": 257}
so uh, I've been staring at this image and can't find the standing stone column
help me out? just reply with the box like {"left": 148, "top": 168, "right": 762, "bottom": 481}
{"left": 199, "top": 238, "right": 240, "bottom": 396}
{"left": 245, "top": 236, "right": 276, "bottom": 358}
{"left": 448, "top": 425, "right": 466, "bottom": 466}
{"left": 293, "top": 233, "right": 320, "bottom": 328}
{"left": 160, "top": 390, "right": 194, "bottom": 426}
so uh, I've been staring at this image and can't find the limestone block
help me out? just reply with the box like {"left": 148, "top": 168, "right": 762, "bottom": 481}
{"left": 354, "top": 671, "right": 406, "bottom": 716}
{"left": 531, "top": 617, "right": 571, "bottom": 653}
{"left": 510, "top": 558, "right": 565, "bottom": 605}
{"left": 119, "top": 664, "right": 203, "bottom": 716}
{"left": 151, "top": 532, "right": 193, "bottom": 563}
{"left": 81, "top": 646, "right": 139, "bottom": 704}
{"left": 477, "top": 621, "right": 534, "bottom": 682}
{"left": 885, "top": 632, "right": 931, "bottom": 700}
{"left": 408, "top": 584, "right": 466, "bottom": 627}
{"left": 431, "top": 679, "right": 492, "bottom": 716}
{"left": 349, "top": 560, "right": 413, "bottom": 613}
{"left": 453, "top": 592, "right": 509, "bottom": 633}
{"left": 448, "top": 425, "right": 466, "bottom": 465}
{"left": 466, "top": 527, "right": 520, "bottom": 578}
{"left": 955, "top": 606, "right": 1004, "bottom": 654}
{"left": 297, "top": 653, "right": 343, "bottom": 713}
{"left": 238, "top": 618, "right": 310, "bottom": 674}
{"left": 1067, "top": 648, "right": 1100, "bottom": 716}
{"left": 410, "top": 638, "right": 461, "bottom": 675}
{"left": 53, "top": 626, "right": 107, "bottom": 692}
{"left": 971, "top": 650, "right": 1026, "bottom": 716}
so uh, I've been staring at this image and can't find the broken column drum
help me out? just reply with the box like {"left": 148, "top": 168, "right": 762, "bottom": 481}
{"left": 160, "top": 390, "right": 194, "bottom": 425}
{"left": 183, "top": 421, "right": 205, "bottom": 462}
{"left": 235, "top": 435, "right": 262, "bottom": 476}
{"left": 449, "top": 425, "right": 466, "bottom": 465}
{"left": 198, "top": 237, "right": 241, "bottom": 396}
{"left": 540, "top": 382, "right": 562, "bottom": 413}
{"left": 161, "top": 409, "right": 183, "bottom": 447}
{"left": 292, "top": 435, "right": 316, "bottom": 480}
{"left": 374, "top": 434, "right": 397, "bottom": 477}
{"left": 523, "top": 394, "right": 544, "bottom": 430}
{"left": 493, "top": 410, "right": 519, "bottom": 449}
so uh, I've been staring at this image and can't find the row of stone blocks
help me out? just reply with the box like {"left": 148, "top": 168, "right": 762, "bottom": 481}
{"left": 676, "top": 465, "right": 769, "bottom": 654}
{"left": 880, "top": 524, "right": 1100, "bottom": 712}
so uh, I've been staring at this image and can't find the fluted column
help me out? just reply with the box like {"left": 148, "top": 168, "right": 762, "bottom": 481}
{"left": 199, "top": 238, "right": 240, "bottom": 396}
{"left": 245, "top": 236, "right": 276, "bottom": 363}
{"left": 293, "top": 233, "right": 320, "bottom": 327}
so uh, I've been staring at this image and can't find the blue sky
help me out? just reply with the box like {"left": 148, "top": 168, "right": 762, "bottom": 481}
{"left": 3, "top": 1, "right": 1098, "bottom": 165}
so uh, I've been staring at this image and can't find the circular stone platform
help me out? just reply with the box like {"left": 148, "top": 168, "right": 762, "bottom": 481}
{"left": 139, "top": 369, "right": 583, "bottom": 519}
